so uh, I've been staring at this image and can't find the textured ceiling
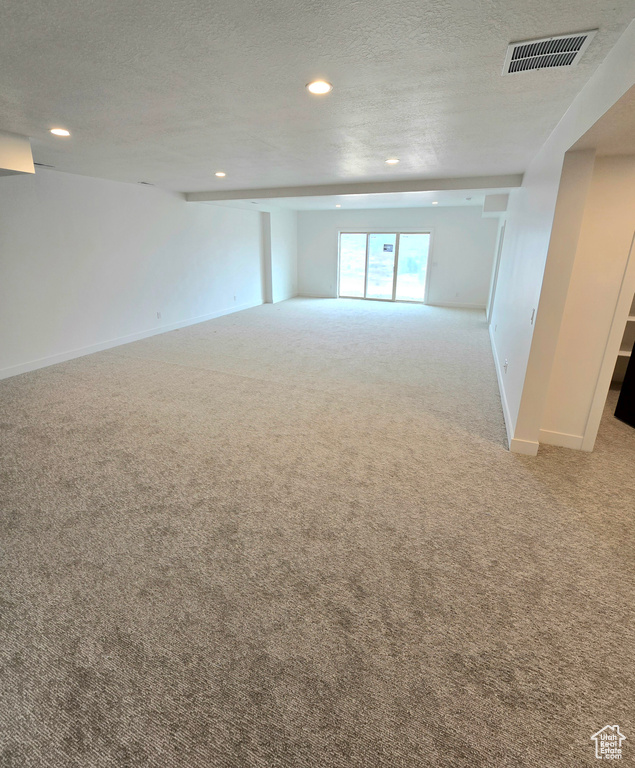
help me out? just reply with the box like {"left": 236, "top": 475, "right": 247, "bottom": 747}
{"left": 1, "top": 0, "right": 632, "bottom": 193}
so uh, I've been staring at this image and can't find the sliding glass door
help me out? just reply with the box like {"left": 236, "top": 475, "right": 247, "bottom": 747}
{"left": 338, "top": 233, "right": 367, "bottom": 298}
{"left": 339, "top": 232, "right": 430, "bottom": 303}
{"left": 395, "top": 234, "right": 429, "bottom": 302}
{"left": 366, "top": 234, "right": 397, "bottom": 299}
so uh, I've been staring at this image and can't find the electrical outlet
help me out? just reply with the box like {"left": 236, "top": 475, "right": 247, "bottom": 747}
{"left": 504, "top": 358, "right": 509, "bottom": 373}
{"left": 156, "top": 311, "right": 161, "bottom": 320}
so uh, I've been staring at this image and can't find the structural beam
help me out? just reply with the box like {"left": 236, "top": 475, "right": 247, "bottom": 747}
{"left": 185, "top": 174, "right": 524, "bottom": 202}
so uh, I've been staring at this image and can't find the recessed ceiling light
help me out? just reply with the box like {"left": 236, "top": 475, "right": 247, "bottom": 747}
{"left": 385, "top": 158, "right": 399, "bottom": 165}
{"left": 50, "top": 128, "right": 70, "bottom": 137}
{"left": 432, "top": 201, "right": 439, "bottom": 205}
{"left": 306, "top": 80, "right": 333, "bottom": 95}
{"left": 335, "top": 204, "right": 341, "bottom": 208}
{"left": 215, "top": 171, "right": 226, "bottom": 177}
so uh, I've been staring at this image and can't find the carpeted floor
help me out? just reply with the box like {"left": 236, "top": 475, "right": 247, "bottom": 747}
{"left": 1, "top": 298, "right": 633, "bottom": 767}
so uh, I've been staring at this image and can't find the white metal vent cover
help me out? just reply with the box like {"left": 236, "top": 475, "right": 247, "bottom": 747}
{"left": 502, "top": 30, "right": 597, "bottom": 75}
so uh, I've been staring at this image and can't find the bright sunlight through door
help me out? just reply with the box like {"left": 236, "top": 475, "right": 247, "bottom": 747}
{"left": 339, "top": 232, "right": 430, "bottom": 303}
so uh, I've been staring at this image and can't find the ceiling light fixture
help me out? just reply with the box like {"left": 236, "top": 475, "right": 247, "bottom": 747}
{"left": 215, "top": 171, "right": 226, "bottom": 177}
{"left": 335, "top": 204, "right": 341, "bottom": 208}
{"left": 306, "top": 80, "right": 333, "bottom": 95}
{"left": 50, "top": 128, "right": 70, "bottom": 137}
{"left": 385, "top": 158, "right": 399, "bottom": 165}
{"left": 432, "top": 201, "right": 439, "bottom": 205}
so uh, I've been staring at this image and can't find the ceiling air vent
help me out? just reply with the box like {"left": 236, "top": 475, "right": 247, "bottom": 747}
{"left": 502, "top": 30, "right": 597, "bottom": 75}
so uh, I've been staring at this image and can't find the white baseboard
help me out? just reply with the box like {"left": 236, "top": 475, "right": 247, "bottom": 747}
{"left": 509, "top": 437, "right": 539, "bottom": 456}
{"left": 296, "top": 295, "right": 484, "bottom": 308}
{"left": 0, "top": 301, "right": 260, "bottom": 381}
{"left": 539, "top": 429, "right": 585, "bottom": 450}
{"left": 272, "top": 292, "right": 300, "bottom": 303}
{"left": 427, "top": 301, "right": 485, "bottom": 310}
{"left": 489, "top": 326, "right": 539, "bottom": 456}
{"left": 489, "top": 325, "right": 514, "bottom": 449}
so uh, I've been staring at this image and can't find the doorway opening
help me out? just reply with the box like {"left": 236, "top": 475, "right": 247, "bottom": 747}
{"left": 338, "top": 232, "right": 431, "bottom": 303}
{"left": 581, "top": 231, "right": 635, "bottom": 451}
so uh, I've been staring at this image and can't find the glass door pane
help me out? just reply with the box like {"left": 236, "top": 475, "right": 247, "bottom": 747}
{"left": 339, "top": 233, "right": 367, "bottom": 297}
{"left": 366, "top": 234, "right": 396, "bottom": 300}
{"left": 395, "top": 233, "right": 430, "bottom": 302}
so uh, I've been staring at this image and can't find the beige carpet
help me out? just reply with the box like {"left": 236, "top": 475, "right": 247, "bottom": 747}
{"left": 1, "top": 298, "right": 633, "bottom": 767}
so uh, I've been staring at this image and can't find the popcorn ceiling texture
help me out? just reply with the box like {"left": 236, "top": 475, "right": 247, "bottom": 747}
{"left": 0, "top": 0, "right": 633, "bottom": 191}
{"left": 1, "top": 298, "right": 633, "bottom": 766}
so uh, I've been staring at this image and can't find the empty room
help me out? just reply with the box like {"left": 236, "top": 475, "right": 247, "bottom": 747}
{"left": 1, "top": 1, "right": 634, "bottom": 766}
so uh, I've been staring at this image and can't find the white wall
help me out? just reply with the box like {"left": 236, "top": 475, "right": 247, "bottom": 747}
{"left": 490, "top": 150, "right": 597, "bottom": 452}
{"left": 540, "top": 155, "right": 635, "bottom": 447}
{"left": 297, "top": 207, "right": 499, "bottom": 307}
{"left": 269, "top": 209, "right": 298, "bottom": 303}
{"left": 489, "top": 21, "right": 635, "bottom": 454}
{"left": 0, "top": 169, "right": 265, "bottom": 378}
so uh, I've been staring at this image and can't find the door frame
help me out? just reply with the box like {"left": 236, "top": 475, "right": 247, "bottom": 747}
{"left": 581, "top": 230, "right": 635, "bottom": 451}
{"left": 337, "top": 229, "right": 434, "bottom": 304}
{"left": 487, "top": 219, "right": 506, "bottom": 324}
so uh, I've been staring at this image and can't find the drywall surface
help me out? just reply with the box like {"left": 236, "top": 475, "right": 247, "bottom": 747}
{"left": 270, "top": 209, "right": 298, "bottom": 303}
{"left": 0, "top": 130, "right": 34, "bottom": 176}
{"left": 491, "top": 150, "right": 597, "bottom": 452}
{"left": 297, "top": 207, "right": 499, "bottom": 307}
{"left": 0, "top": 170, "right": 264, "bottom": 377}
{"left": 489, "top": 20, "right": 635, "bottom": 452}
{"left": 541, "top": 155, "right": 635, "bottom": 443}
